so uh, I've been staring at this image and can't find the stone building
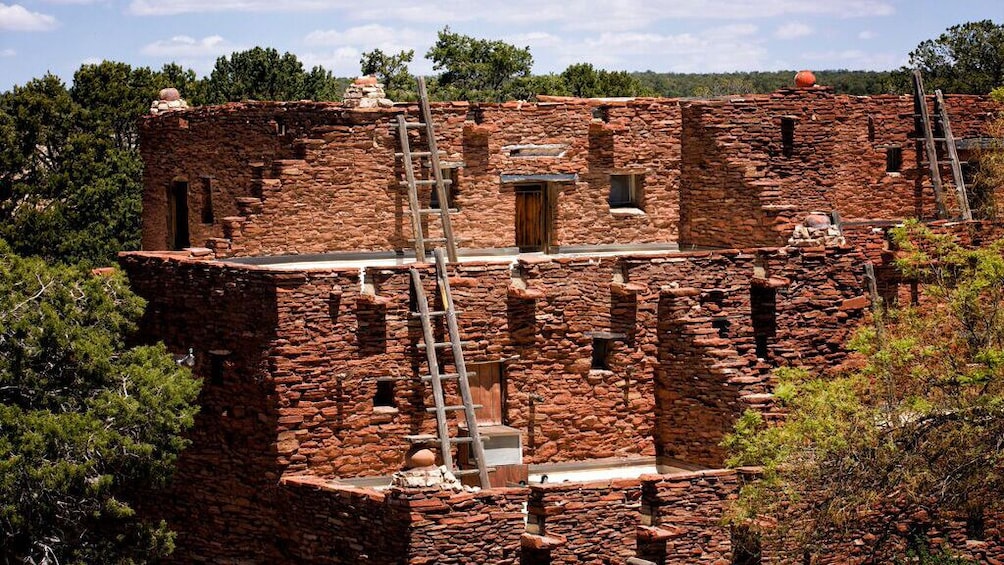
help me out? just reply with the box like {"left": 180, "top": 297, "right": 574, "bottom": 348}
{"left": 120, "top": 83, "right": 1003, "bottom": 564}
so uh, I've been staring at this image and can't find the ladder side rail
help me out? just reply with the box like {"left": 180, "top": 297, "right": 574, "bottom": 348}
{"left": 410, "top": 268, "right": 455, "bottom": 471}
{"left": 397, "top": 116, "right": 427, "bottom": 260}
{"left": 434, "top": 249, "right": 490, "bottom": 487}
{"left": 935, "top": 90, "right": 972, "bottom": 220}
{"left": 417, "top": 77, "right": 459, "bottom": 263}
{"left": 912, "top": 70, "right": 949, "bottom": 219}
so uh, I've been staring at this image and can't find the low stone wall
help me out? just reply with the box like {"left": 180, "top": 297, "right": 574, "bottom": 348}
{"left": 279, "top": 476, "right": 528, "bottom": 564}
{"left": 523, "top": 479, "right": 644, "bottom": 565}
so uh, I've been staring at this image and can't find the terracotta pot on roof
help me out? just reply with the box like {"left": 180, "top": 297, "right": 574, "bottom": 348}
{"left": 794, "top": 70, "right": 816, "bottom": 88}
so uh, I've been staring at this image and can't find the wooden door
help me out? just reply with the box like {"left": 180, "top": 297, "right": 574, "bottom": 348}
{"left": 515, "top": 184, "right": 545, "bottom": 252}
{"left": 467, "top": 362, "right": 503, "bottom": 425}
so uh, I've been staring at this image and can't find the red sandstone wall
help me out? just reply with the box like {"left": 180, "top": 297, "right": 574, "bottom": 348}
{"left": 118, "top": 252, "right": 287, "bottom": 563}
{"left": 140, "top": 99, "right": 681, "bottom": 257}
{"left": 278, "top": 477, "right": 527, "bottom": 564}
{"left": 122, "top": 245, "right": 868, "bottom": 481}
{"left": 524, "top": 479, "right": 644, "bottom": 565}
{"left": 679, "top": 90, "right": 1000, "bottom": 249}
{"left": 139, "top": 103, "right": 336, "bottom": 251}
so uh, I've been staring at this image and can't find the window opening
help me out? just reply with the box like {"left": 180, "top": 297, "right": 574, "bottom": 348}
{"left": 609, "top": 174, "right": 643, "bottom": 209}
{"left": 885, "top": 146, "right": 903, "bottom": 173}
{"left": 591, "top": 338, "right": 612, "bottom": 370}
{"left": 374, "top": 380, "right": 395, "bottom": 407}
{"left": 751, "top": 286, "right": 777, "bottom": 361}
{"left": 209, "top": 353, "right": 225, "bottom": 385}
{"left": 781, "top": 117, "right": 795, "bottom": 158}
{"left": 430, "top": 168, "right": 459, "bottom": 210}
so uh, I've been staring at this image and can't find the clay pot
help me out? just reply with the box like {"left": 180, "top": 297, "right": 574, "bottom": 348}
{"left": 794, "top": 70, "right": 816, "bottom": 88}
{"left": 405, "top": 448, "right": 436, "bottom": 469}
{"left": 354, "top": 75, "right": 378, "bottom": 86}
{"left": 804, "top": 212, "right": 831, "bottom": 229}
{"left": 159, "top": 87, "right": 181, "bottom": 102}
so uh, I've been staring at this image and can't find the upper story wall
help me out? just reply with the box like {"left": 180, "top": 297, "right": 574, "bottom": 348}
{"left": 140, "top": 90, "right": 999, "bottom": 256}
{"left": 139, "top": 98, "right": 682, "bottom": 256}
{"left": 679, "top": 88, "right": 1000, "bottom": 248}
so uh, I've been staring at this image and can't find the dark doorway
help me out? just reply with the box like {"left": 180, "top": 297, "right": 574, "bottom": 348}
{"left": 515, "top": 184, "right": 548, "bottom": 252}
{"left": 167, "top": 180, "right": 190, "bottom": 250}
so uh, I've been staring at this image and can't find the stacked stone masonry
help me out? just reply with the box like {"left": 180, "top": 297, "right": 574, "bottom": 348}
{"left": 124, "top": 88, "right": 1004, "bottom": 564}
{"left": 140, "top": 89, "right": 1000, "bottom": 256}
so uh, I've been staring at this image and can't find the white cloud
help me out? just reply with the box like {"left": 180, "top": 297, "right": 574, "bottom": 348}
{"left": 858, "top": 30, "right": 877, "bottom": 40}
{"left": 0, "top": 48, "right": 15, "bottom": 57}
{"left": 304, "top": 24, "right": 426, "bottom": 50}
{"left": 141, "top": 35, "right": 237, "bottom": 58}
{"left": 803, "top": 49, "right": 905, "bottom": 70}
{"left": 130, "top": 0, "right": 342, "bottom": 15}
{"left": 0, "top": 3, "right": 58, "bottom": 31}
{"left": 127, "top": 0, "right": 893, "bottom": 24}
{"left": 550, "top": 24, "right": 766, "bottom": 73}
{"left": 775, "top": 22, "right": 812, "bottom": 40}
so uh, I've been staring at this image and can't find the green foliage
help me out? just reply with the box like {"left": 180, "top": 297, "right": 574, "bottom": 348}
{"left": 360, "top": 48, "right": 417, "bottom": 100}
{"left": 0, "top": 66, "right": 162, "bottom": 266}
{"left": 905, "top": 20, "right": 1004, "bottom": 94}
{"left": 725, "top": 224, "right": 1004, "bottom": 555}
{"left": 632, "top": 70, "right": 901, "bottom": 97}
{"left": 561, "top": 63, "right": 654, "bottom": 98}
{"left": 0, "top": 240, "right": 201, "bottom": 563}
{"left": 426, "top": 26, "right": 534, "bottom": 102}
{"left": 202, "top": 47, "right": 344, "bottom": 103}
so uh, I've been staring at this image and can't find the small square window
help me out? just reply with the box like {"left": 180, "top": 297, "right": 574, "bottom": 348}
{"left": 609, "top": 174, "right": 643, "bottom": 209}
{"left": 885, "top": 147, "right": 903, "bottom": 173}
{"left": 374, "top": 380, "right": 395, "bottom": 408}
{"left": 591, "top": 338, "right": 612, "bottom": 370}
{"left": 430, "top": 168, "right": 459, "bottom": 210}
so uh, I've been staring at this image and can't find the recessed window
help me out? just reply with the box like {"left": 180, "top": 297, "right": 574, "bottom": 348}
{"left": 609, "top": 174, "right": 643, "bottom": 209}
{"left": 591, "top": 338, "right": 612, "bottom": 370}
{"left": 781, "top": 117, "right": 795, "bottom": 158}
{"left": 751, "top": 287, "right": 777, "bottom": 362}
{"left": 885, "top": 147, "right": 903, "bottom": 173}
{"left": 506, "top": 144, "right": 567, "bottom": 158}
{"left": 592, "top": 106, "right": 610, "bottom": 122}
{"left": 374, "top": 380, "right": 395, "bottom": 408}
{"left": 430, "top": 168, "right": 459, "bottom": 210}
{"left": 867, "top": 115, "right": 875, "bottom": 142}
{"left": 712, "top": 318, "right": 730, "bottom": 338}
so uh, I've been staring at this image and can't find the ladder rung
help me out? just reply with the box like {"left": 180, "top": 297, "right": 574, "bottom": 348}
{"left": 427, "top": 404, "right": 482, "bottom": 412}
{"left": 403, "top": 122, "right": 427, "bottom": 129}
{"left": 408, "top": 237, "right": 448, "bottom": 244}
{"left": 404, "top": 434, "right": 439, "bottom": 443}
{"left": 411, "top": 310, "right": 449, "bottom": 318}
{"left": 395, "top": 151, "right": 445, "bottom": 158}
{"left": 449, "top": 437, "right": 475, "bottom": 444}
{"left": 421, "top": 373, "right": 462, "bottom": 381}
{"left": 453, "top": 468, "right": 497, "bottom": 476}
{"left": 417, "top": 341, "right": 473, "bottom": 350}
{"left": 413, "top": 208, "right": 459, "bottom": 214}
{"left": 403, "top": 179, "right": 453, "bottom": 187}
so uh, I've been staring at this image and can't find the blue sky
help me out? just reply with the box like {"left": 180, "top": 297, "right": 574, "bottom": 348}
{"left": 1, "top": 1, "right": 1001, "bottom": 91}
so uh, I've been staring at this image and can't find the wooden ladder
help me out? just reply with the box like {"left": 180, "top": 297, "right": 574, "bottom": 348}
{"left": 911, "top": 69, "right": 972, "bottom": 220}
{"left": 409, "top": 248, "right": 491, "bottom": 488}
{"left": 396, "top": 76, "right": 460, "bottom": 262}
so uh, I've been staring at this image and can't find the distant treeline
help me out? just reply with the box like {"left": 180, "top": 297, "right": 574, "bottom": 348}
{"left": 629, "top": 70, "right": 905, "bottom": 98}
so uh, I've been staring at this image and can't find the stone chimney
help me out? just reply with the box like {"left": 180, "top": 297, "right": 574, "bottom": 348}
{"left": 343, "top": 75, "right": 393, "bottom": 108}
{"left": 150, "top": 87, "right": 189, "bottom": 115}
